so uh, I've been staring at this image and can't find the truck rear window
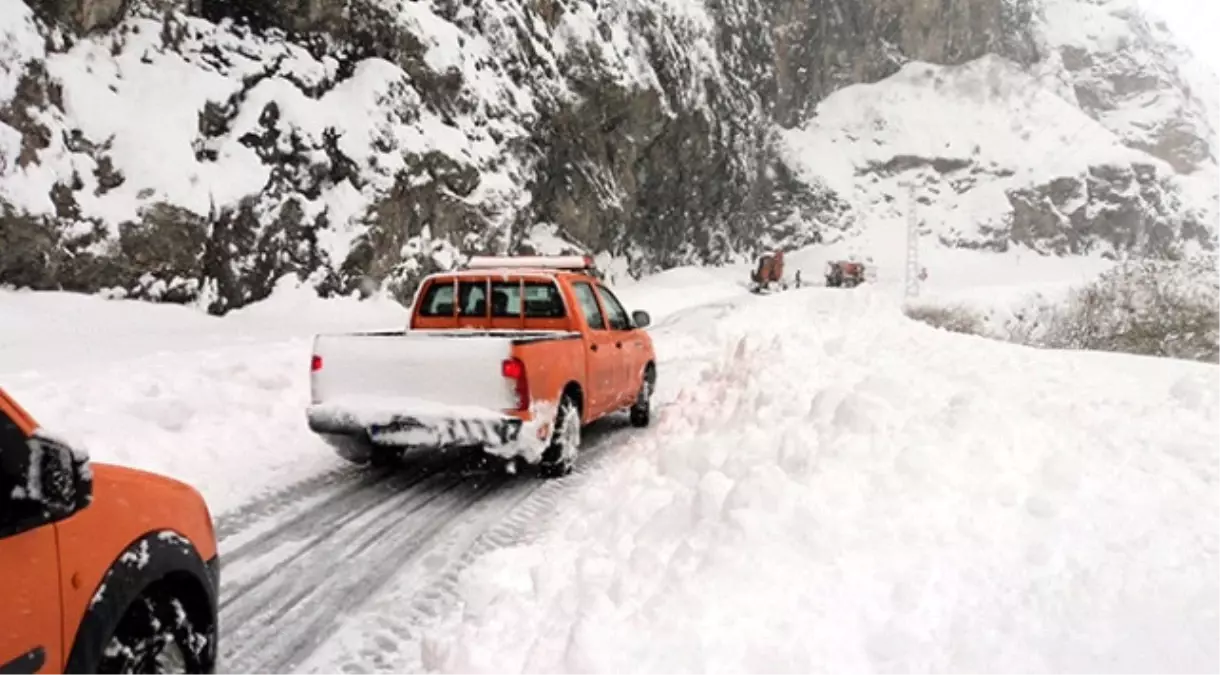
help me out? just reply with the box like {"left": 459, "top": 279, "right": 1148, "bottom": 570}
{"left": 417, "top": 279, "right": 566, "bottom": 318}
{"left": 490, "top": 281, "right": 566, "bottom": 318}
{"left": 417, "top": 281, "right": 456, "bottom": 316}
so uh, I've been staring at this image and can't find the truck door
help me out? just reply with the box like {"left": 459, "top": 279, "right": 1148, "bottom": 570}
{"left": 570, "top": 281, "right": 618, "bottom": 419}
{"left": 0, "top": 400, "right": 62, "bottom": 675}
{"left": 594, "top": 284, "right": 642, "bottom": 407}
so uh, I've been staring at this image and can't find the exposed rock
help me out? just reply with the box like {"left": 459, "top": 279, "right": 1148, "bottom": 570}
{"left": 0, "top": 0, "right": 1214, "bottom": 313}
{"left": 27, "top": 0, "right": 131, "bottom": 33}
{"left": 1037, "top": 0, "right": 1217, "bottom": 173}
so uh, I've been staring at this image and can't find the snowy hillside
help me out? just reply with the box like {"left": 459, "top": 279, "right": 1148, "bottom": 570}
{"left": 0, "top": 0, "right": 817, "bottom": 311}
{"left": 1, "top": 0, "right": 1214, "bottom": 313}
{"left": 780, "top": 55, "right": 1216, "bottom": 262}
{"left": 775, "top": 0, "right": 1220, "bottom": 265}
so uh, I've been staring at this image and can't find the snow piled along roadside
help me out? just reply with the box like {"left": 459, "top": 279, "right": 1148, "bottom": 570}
{"left": 0, "top": 282, "right": 409, "bottom": 513}
{"left": 421, "top": 288, "right": 1219, "bottom": 673}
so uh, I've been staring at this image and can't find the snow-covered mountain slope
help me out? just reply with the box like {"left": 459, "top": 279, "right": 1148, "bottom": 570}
{"left": 0, "top": 0, "right": 821, "bottom": 311}
{"left": 781, "top": 55, "right": 1216, "bottom": 261}
{"left": 0, "top": 0, "right": 1214, "bottom": 312}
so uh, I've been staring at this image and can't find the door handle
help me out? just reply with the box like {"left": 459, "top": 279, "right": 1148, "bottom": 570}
{"left": 591, "top": 344, "right": 598, "bottom": 352}
{"left": 615, "top": 341, "right": 622, "bottom": 348}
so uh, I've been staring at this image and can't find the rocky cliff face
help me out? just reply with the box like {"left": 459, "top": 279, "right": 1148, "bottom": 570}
{"left": 0, "top": 0, "right": 1214, "bottom": 313}
{"left": 777, "top": 0, "right": 1217, "bottom": 264}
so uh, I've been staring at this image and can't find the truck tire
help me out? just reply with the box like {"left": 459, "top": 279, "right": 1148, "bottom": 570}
{"left": 96, "top": 588, "right": 211, "bottom": 674}
{"left": 368, "top": 447, "right": 402, "bottom": 468}
{"left": 629, "top": 366, "right": 655, "bottom": 428}
{"left": 321, "top": 433, "right": 374, "bottom": 465}
{"left": 539, "top": 395, "right": 580, "bottom": 478}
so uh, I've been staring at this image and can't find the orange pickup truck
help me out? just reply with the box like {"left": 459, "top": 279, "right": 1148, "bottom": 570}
{"left": 0, "top": 387, "right": 219, "bottom": 674}
{"left": 307, "top": 255, "right": 657, "bottom": 476}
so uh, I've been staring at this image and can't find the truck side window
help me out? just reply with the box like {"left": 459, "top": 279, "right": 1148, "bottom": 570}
{"left": 459, "top": 281, "right": 488, "bottom": 317}
{"left": 596, "top": 286, "right": 632, "bottom": 330}
{"left": 571, "top": 282, "right": 606, "bottom": 330}
{"left": 417, "top": 282, "right": 456, "bottom": 316}
{"left": 0, "top": 412, "right": 41, "bottom": 532}
{"left": 523, "top": 282, "right": 565, "bottom": 318}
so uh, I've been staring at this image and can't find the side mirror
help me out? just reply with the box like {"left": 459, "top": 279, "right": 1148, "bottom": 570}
{"left": 0, "top": 433, "right": 93, "bottom": 535}
{"left": 631, "top": 310, "right": 651, "bottom": 329}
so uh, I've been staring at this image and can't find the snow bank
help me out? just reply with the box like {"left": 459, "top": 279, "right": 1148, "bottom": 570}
{"left": 422, "top": 288, "right": 1219, "bottom": 673}
{"left": 0, "top": 281, "right": 410, "bottom": 513}
{"left": 613, "top": 265, "right": 747, "bottom": 323}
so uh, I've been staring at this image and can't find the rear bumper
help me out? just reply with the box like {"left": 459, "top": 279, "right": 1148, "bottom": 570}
{"left": 307, "top": 404, "right": 532, "bottom": 451}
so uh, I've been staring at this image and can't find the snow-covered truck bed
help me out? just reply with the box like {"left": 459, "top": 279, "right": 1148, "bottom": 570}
{"left": 305, "top": 256, "right": 658, "bottom": 476}
{"left": 307, "top": 330, "right": 578, "bottom": 453}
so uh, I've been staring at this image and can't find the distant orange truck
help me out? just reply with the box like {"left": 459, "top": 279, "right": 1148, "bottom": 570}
{"left": 0, "top": 387, "right": 220, "bottom": 674}
{"left": 307, "top": 255, "right": 657, "bottom": 476}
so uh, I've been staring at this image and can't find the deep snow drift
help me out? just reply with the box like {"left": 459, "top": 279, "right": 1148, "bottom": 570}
{"left": 419, "top": 286, "right": 1218, "bottom": 673}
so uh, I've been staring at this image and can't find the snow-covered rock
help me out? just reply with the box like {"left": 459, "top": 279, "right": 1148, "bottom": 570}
{"left": 780, "top": 55, "right": 1216, "bottom": 258}
{"left": 0, "top": 0, "right": 1214, "bottom": 313}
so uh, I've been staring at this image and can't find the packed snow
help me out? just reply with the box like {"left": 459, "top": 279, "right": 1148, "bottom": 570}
{"left": 3, "top": 244, "right": 1213, "bottom": 672}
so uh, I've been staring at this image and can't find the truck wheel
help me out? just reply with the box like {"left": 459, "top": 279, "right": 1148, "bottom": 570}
{"left": 321, "top": 433, "right": 374, "bottom": 465}
{"left": 368, "top": 447, "right": 402, "bottom": 468}
{"left": 629, "top": 368, "right": 655, "bottom": 428}
{"left": 97, "top": 589, "right": 211, "bottom": 674}
{"left": 539, "top": 396, "right": 580, "bottom": 478}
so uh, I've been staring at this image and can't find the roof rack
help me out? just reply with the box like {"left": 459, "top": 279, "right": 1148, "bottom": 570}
{"left": 463, "top": 255, "right": 595, "bottom": 271}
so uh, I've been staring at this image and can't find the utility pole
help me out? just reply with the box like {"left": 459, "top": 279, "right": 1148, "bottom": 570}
{"left": 904, "top": 182, "right": 921, "bottom": 299}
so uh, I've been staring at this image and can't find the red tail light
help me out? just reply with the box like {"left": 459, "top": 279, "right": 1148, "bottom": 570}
{"left": 502, "top": 357, "right": 529, "bottom": 410}
{"left": 310, "top": 354, "right": 323, "bottom": 372}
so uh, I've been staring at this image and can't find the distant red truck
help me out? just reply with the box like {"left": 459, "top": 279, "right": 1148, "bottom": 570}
{"left": 307, "top": 255, "right": 657, "bottom": 476}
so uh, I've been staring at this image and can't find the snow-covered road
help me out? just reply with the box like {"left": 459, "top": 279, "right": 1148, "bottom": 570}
{"left": 1, "top": 257, "right": 1215, "bottom": 673}
{"left": 0, "top": 269, "right": 744, "bottom": 672}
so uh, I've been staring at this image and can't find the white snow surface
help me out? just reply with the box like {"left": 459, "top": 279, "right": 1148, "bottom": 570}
{"left": 420, "top": 285, "right": 1218, "bottom": 674}
{"left": 2, "top": 246, "right": 1214, "bottom": 672}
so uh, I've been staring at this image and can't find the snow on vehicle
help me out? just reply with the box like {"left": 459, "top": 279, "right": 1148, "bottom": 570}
{"left": 749, "top": 250, "right": 789, "bottom": 294}
{"left": 825, "top": 260, "right": 868, "bottom": 288}
{"left": 0, "top": 387, "right": 220, "bottom": 674}
{"left": 307, "top": 255, "right": 658, "bottom": 477}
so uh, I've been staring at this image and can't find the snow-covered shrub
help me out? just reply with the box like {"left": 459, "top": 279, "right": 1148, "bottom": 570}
{"left": 903, "top": 302, "right": 987, "bottom": 336}
{"left": 1034, "top": 255, "right": 1219, "bottom": 362}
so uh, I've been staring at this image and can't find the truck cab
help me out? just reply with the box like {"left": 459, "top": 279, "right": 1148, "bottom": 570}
{"left": 307, "top": 255, "right": 657, "bottom": 476}
{"left": 0, "top": 387, "right": 220, "bottom": 674}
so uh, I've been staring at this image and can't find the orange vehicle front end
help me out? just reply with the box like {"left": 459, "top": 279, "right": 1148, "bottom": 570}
{"left": 0, "top": 388, "right": 220, "bottom": 674}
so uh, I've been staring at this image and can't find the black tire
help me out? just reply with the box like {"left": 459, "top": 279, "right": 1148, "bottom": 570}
{"left": 97, "top": 589, "right": 211, "bottom": 674}
{"left": 368, "top": 447, "right": 402, "bottom": 468}
{"left": 629, "top": 367, "right": 655, "bottom": 428}
{"left": 539, "top": 395, "right": 580, "bottom": 478}
{"left": 320, "top": 433, "right": 374, "bottom": 465}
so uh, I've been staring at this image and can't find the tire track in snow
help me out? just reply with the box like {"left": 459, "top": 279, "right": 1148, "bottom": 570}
{"left": 216, "top": 423, "right": 635, "bottom": 674}
{"left": 219, "top": 467, "right": 505, "bottom": 673}
{"left": 213, "top": 463, "right": 370, "bottom": 540}
{"left": 294, "top": 418, "right": 647, "bottom": 674}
